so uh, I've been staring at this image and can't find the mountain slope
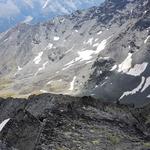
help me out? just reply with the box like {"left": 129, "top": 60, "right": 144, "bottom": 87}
{"left": 0, "top": 0, "right": 104, "bottom": 32}
{"left": 0, "top": 94, "right": 150, "bottom": 150}
{"left": 0, "top": 0, "right": 149, "bottom": 105}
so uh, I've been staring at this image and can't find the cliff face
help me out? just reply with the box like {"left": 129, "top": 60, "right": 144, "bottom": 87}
{"left": 0, "top": 94, "right": 150, "bottom": 150}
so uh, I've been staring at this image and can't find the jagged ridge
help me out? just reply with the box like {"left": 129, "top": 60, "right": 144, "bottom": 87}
{"left": 0, "top": 94, "right": 150, "bottom": 149}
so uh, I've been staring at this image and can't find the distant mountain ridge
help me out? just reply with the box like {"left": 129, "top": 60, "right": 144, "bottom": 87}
{"left": 0, "top": 0, "right": 104, "bottom": 32}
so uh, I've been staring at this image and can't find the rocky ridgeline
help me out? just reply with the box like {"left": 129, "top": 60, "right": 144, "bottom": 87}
{"left": 0, "top": 93, "right": 150, "bottom": 150}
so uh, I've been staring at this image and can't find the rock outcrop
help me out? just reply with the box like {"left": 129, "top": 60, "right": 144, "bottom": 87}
{"left": 0, "top": 94, "right": 150, "bottom": 149}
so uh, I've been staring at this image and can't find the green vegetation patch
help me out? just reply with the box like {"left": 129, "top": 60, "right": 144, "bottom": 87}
{"left": 107, "top": 133, "right": 121, "bottom": 145}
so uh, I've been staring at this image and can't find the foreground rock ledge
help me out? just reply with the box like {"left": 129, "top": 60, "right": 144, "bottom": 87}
{"left": 0, "top": 93, "right": 150, "bottom": 150}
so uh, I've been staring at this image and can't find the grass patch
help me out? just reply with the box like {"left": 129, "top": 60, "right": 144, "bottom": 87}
{"left": 0, "top": 92, "right": 17, "bottom": 98}
{"left": 143, "top": 142, "right": 150, "bottom": 148}
{"left": 46, "top": 81, "right": 68, "bottom": 92}
{"left": 144, "top": 115, "right": 150, "bottom": 125}
{"left": 107, "top": 133, "right": 120, "bottom": 145}
{"left": 92, "top": 139, "right": 100, "bottom": 145}
{"left": 0, "top": 78, "right": 12, "bottom": 90}
{"left": 19, "top": 87, "right": 35, "bottom": 95}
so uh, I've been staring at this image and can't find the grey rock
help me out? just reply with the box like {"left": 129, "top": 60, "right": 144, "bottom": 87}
{"left": 0, "top": 94, "right": 150, "bottom": 150}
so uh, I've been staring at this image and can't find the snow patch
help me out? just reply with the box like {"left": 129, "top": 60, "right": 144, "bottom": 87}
{"left": 64, "top": 60, "right": 75, "bottom": 67}
{"left": 62, "top": 65, "right": 72, "bottom": 71}
{"left": 87, "top": 38, "right": 93, "bottom": 45}
{"left": 34, "top": 61, "right": 48, "bottom": 76}
{"left": 141, "top": 77, "right": 150, "bottom": 92}
{"left": 65, "top": 47, "right": 73, "bottom": 54}
{"left": 22, "top": 16, "right": 33, "bottom": 23}
{"left": 40, "top": 90, "right": 48, "bottom": 93}
{"left": 95, "top": 38, "right": 99, "bottom": 42}
{"left": 101, "top": 82, "right": 107, "bottom": 87}
{"left": 77, "top": 50, "right": 95, "bottom": 61}
{"left": 33, "top": 52, "right": 43, "bottom": 64}
{"left": 119, "top": 76, "right": 145, "bottom": 100}
{"left": 118, "top": 53, "right": 132, "bottom": 73}
{"left": 85, "top": 60, "right": 93, "bottom": 64}
{"left": 144, "top": 10, "right": 148, "bottom": 14}
{"left": 63, "top": 49, "right": 96, "bottom": 69}
{"left": 110, "top": 65, "right": 117, "bottom": 71}
{"left": 47, "top": 81, "right": 52, "bottom": 85}
{"left": 127, "top": 62, "right": 148, "bottom": 76}
{"left": 93, "top": 43, "right": 99, "bottom": 47}
{"left": 63, "top": 60, "right": 75, "bottom": 70}
{"left": 39, "top": 61, "right": 48, "bottom": 71}
{"left": 144, "top": 35, "right": 150, "bottom": 43}
{"left": 47, "top": 43, "right": 53, "bottom": 49}
{"left": 96, "top": 39, "right": 107, "bottom": 53}
{"left": 43, "top": 0, "right": 49, "bottom": 8}
{"left": 18, "top": 66, "right": 22, "bottom": 71}
{"left": 64, "top": 38, "right": 109, "bottom": 68}
{"left": 54, "top": 36, "right": 60, "bottom": 41}
{"left": 105, "top": 77, "right": 108, "bottom": 80}
{"left": 0, "top": 118, "right": 10, "bottom": 132}
{"left": 57, "top": 79, "right": 62, "bottom": 82}
{"left": 97, "top": 31, "right": 102, "bottom": 35}
{"left": 78, "top": 38, "right": 108, "bottom": 61}
{"left": 95, "top": 85, "right": 98, "bottom": 88}
{"left": 47, "top": 79, "right": 62, "bottom": 85}
{"left": 69, "top": 76, "right": 76, "bottom": 91}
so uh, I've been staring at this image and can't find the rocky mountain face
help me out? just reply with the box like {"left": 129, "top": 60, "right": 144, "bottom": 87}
{"left": 0, "top": 93, "right": 150, "bottom": 150}
{"left": 0, "top": 0, "right": 149, "bottom": 106}
{"left": 0, "top": 0, "right": 103, "bottom": 32}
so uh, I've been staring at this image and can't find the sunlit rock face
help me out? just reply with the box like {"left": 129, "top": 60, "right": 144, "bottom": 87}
{"left": 0, "top": 0, "right": 149, "bottom": 105}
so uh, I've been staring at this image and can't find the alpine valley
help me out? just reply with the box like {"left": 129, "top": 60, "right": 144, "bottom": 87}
{"left": 0, "top": 0, "right": 149, "bottom": 105}
{"left": 0, "top": 0, "right": 150, "bottom": 150}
